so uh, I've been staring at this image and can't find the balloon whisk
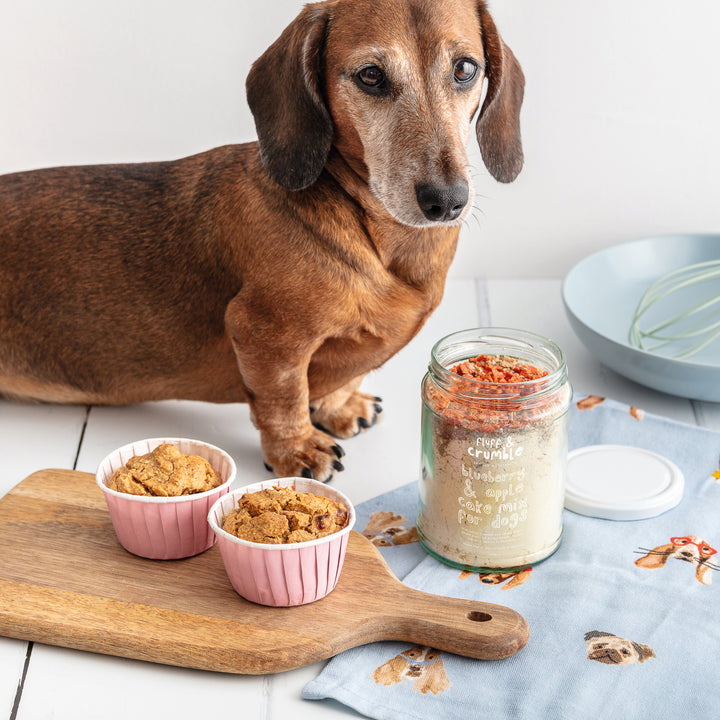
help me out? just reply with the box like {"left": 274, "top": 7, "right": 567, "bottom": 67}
{"left": 629, "top": 260, "right": 720, "bottom": 359}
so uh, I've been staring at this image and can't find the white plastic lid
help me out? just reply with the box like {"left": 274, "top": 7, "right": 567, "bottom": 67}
{"left": 565, "top": 444, "right": 684, "bottom": 520}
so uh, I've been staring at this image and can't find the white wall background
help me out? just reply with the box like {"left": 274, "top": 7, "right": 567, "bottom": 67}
{"left": 0, "top": 0, "right": 718, "bottom": 279}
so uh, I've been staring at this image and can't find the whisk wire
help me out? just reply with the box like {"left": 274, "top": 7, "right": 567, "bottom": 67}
{"left": 628, "top": 259, "right": 720, "bottom": 359}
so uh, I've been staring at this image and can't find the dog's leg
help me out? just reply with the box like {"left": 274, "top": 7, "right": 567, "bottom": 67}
{"left": 226, "top": 304, "right": 346, "bottom": 481}
{"left": 310, "top": 375, "right": 382, "bottom": 439}
{"left": 252, "top": 398, "right": 344, "bottom": 482}
{"left": 250, "top": 383, "right": 345, "bottom": 482}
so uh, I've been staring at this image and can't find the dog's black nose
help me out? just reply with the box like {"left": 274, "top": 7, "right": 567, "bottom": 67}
{"left": 415, "top": 181, "right": 469, "bottom": 222}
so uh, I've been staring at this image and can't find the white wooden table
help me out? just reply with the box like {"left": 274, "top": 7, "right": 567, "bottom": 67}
{"left": 2, "top": 277, "right": 718, "bottom": 720}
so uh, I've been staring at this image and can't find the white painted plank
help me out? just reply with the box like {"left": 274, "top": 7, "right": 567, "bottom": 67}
{"left": 17, "top": 645, "right": 267, "bottom": 720}
{"left": 0, "top": 639, "right": 28, "bottom": 719}
{"left": 0, "top": 401, "right": 87, "bottom": 497}
{"left": 75, "top": 400, "right": 265, "bottom": 483}
{"left": 268, "top": 662, "right": 366, "bottom": 720}
{"left": 0, "top": 401, "right": 87, "bottom": 717}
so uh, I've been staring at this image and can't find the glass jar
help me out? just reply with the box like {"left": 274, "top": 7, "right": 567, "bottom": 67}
{"left": 418, "top": 328, "right": 571, "bottom": 571}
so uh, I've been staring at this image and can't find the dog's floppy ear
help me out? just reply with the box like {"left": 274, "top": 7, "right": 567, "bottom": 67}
{"left": 371, "top": 655, "right": 408, "bottom": 686}
{"left": 246, "top": 3, "right": 332, "bottom": 190}
{"left": 475, "top": 2, "right": 525, "bottom": 183}
{"left": 635, "top": 544, "right": 675, "bottom": 569}
{"left": 416, "top": 657, "right": 450, "bottom": 696}
{"left": 696, "top": 561, "right": 713, "bottom": 585}
{"left": 632, "top": 642, "right": 656, "bottom": 663}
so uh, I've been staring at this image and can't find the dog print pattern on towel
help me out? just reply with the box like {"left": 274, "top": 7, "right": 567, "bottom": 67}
{"left": 372, "top": 646, "right": 450, "bottom": 695}
{"left": 584, "top": 631, "right": 656, "bottom": 666}
{"left": 576, "top": 395, "right": 645, "bottom": 421}
{"left": 362, "top": 511, "right": 418, "bottom": 547}
{"left": 459, "top": 567, "right": 532, "bottom": 589}
{"left": 635, "top": 535, "right": 719, "bottom": 585}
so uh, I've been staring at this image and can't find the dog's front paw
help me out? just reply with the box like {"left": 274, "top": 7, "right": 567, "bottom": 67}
{"left": 311, "top": 392, "right": 383, "bottom": 439}
{"left": 262, "top": 428, "right": 345, "bottom": 483}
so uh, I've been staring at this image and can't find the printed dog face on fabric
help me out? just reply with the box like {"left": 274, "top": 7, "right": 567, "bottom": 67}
{"left": 371, "top": 646, "right": 450, "bottom": 695}
{"left": 584, "top": 631, "right": 656, "bottom": 666}
{"left": 362, "top": 511, "right": 418, "bottom": 547}
{"left": 635, "top": 535, "right": 719, "bottom": 585}
{"left": 459, "top": 567, "right": 532, "bottom": 589}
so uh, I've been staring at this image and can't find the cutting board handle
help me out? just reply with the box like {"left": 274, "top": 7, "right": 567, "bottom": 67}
{"left": 364, "top": 583, "right": 529, "bottom": 661}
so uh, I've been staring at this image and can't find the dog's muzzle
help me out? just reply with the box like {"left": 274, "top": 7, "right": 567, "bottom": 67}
{"left": 415, "top": 181, "right": 469, "bottom": 222}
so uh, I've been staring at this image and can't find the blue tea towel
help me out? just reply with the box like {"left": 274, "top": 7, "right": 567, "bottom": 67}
{"left": 303, "top": 397, "right": 720, "bottom": 720}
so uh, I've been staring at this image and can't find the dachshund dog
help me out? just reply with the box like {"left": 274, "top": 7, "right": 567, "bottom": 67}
{"left": 0, "top": 0, "right": 524, "bottom": 481}
{"left": 635, "top": 535, "right": 718, "bottom": 585}
{"left": 372, "top": 645, "right": 450, "bottom": 695}
{"left": 362, "top": 511, "right": 418, "bottom": 546}
{"left": 584, "top": 631, "right": 655, "bottom": 666}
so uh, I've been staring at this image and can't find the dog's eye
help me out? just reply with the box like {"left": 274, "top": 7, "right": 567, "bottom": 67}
{"left": 453, "top": 58, "right": 478, "bottom": 84}
{"left": 358, "top": 66, "right": 383, "bottom": 86}
{"left": 355, "top": 65, "right": 387, "bottom": 93}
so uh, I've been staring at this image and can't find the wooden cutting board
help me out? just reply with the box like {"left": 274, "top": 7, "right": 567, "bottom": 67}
{"left": 0, "top": 469, "right": 529, "bottom": 674}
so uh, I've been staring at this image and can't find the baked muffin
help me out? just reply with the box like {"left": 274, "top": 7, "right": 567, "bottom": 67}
{"left": 208, "top": 478, "right": 356, "bottom": 605}
{"left": 222, "top": 485, "right": 349, "bottom": 544}
{"left": 107, "top": 442, "right": 223, "bottom": 497}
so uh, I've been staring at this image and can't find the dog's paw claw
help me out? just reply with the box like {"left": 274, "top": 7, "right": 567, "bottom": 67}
{"left": 312, "top": 391, "right": 383, "bottom": 439}
{"left": 298, "top": 460, "right": 343, "bottom": 483}
{"left": 263, "top": 428, "right": 346, "bottom": 483}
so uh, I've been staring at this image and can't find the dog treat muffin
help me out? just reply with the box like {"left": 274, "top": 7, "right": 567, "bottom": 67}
{"left": 222, "top": 485, "right": 349, "bottom": 544}
{"left": 107, "top": 443, "right": 223, "bottom": 497}
{"left": 208, "top": 478, "right": 356, "bottom": 606}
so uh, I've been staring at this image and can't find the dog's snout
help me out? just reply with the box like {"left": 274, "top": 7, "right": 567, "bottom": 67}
{"left": 415, "top": 182, "right": 469, "bottom": 222}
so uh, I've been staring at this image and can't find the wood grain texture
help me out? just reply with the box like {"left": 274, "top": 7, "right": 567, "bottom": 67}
{"left": 0, "top": 469, "right": 529, "bottom": 673}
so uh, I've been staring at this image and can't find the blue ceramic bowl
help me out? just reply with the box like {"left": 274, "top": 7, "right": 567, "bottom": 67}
{"left": 562, "top": 234, "right": 720, "bottom": 402}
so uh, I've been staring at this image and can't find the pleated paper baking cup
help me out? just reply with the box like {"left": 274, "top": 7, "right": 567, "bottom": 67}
{"left": 207, "top": 477, "right": 356, "bottom": 606}
{"left": 96, "top": 437, "right": 236, "bottom": 560}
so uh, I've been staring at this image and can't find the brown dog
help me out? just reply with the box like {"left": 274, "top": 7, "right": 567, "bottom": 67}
{"left": 635, "top": 535, "right": 718, "bottom": 585}
{"left": 362, "top": 511, "right": 419, "bottom": 546}
{"left": 0, "top": 0, "right": 524, "bottom": 481}
{"left": 584, "top": 631, "right": 656, "bottom": 666}
{"left": 372, "top": 646, "right": 450, "bottom": 695}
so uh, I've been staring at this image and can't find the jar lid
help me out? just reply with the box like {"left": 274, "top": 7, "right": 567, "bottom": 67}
{"left": 564, "top": 444, "right": 684, "bottom": 520}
